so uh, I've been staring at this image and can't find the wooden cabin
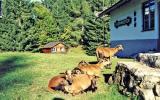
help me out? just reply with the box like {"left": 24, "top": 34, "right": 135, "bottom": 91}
{"left": 41, "top": 42, "right": 67, "bottom": 53}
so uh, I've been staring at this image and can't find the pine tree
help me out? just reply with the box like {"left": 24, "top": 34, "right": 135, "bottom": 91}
{"left": 0, "top": 0, "right": 35, "bottom": 51}
{"left": 82, "top": 15, "right": 110, "bottom": 56}
{"left": 0, "top": 0, "right": 119, "bottom": 52}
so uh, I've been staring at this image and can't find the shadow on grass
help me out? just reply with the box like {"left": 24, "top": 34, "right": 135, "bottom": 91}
{"left": 88, "top": 61, "right": 98, "bottom": 64}
{"left": 52, "top": 97, "right": 64, "bottom": 100}
{"left": 0, "top": 55, "right": 32, "bottom": 91}
{"left": 103, "top": 74, "right": 112, "bottom": 83}
{"left": 0, "top": 56, "right": 29, "bottom": 75}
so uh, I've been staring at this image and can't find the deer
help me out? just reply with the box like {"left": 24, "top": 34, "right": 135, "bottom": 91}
{"left": 48, "top": 70, "right": 72, "bottom": 93}
{"left": 64, "top": 74, "right": 97, "bottom": 96}
{"left": 73, "top": 59, "right": 110, "bottom": 77}
{"left": 77, "top": 60, "right": 89, "bottom": 67}
{"left": 96, "top": 45, "right": 124, "bottom": 62}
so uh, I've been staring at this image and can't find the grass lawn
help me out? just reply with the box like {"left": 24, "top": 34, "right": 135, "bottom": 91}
{"left": 0, "top": 47, "right": 134, "bottom": 100}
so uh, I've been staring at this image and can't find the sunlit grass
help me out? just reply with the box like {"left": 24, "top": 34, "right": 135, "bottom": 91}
{"left": 0, "top": 47, "right": 133, "bottom": 100}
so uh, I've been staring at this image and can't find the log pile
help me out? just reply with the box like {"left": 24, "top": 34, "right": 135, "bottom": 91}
{"left": 138, "top": 53, "right": 160, "bottom": 68}
{"left": 109, "top": 61, "right": 160, "bottom": 100}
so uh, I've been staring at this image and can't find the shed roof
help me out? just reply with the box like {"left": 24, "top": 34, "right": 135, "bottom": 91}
{"left": 98, "top": 0, "right": 132, "bottom": 17}
{"left": 42, "top": 42, "right": 64, "bottom": 49}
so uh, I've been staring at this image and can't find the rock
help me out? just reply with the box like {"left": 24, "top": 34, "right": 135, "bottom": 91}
{"left": 122, "top": 88, "right": 127, "bottom": 95}
{"left": 112, "top": 61, "right": 160, "bottom": 98}
{"left": 143, "top": 76, "right": 160, "bottom": 84}
{"left": 155, "top": 96, "right": 160, "bottom": 100}
{"left": 154, "top": 85, "right": 160, "bottom": 96}
{"left": 120, "top": 72, "right": 125, "bottom": 86}
{"left": 139, "top": 81, "right": 154, "bottom": 89}
{"left": 133, "top": 86, "right": 140, "bottom": 95}
{"left": 114, "top": 73, "right": 121, "bottom": 84}
{"left": 128, "top": 75, "right": 135, "bottom": 89}
{"left": 117, "top": 62, "right": 160, "bottom": 78}
{"left": 139, "top": 88, "right": 155, "bottom": 100}
{"left": 118, "top": 85, "right": 124, "bottom": 92}
{"left": 137, "top": 53, "right": 160, "bottom": 68}
{"left": 155, "top": 60, "right": 160, "bottom": 68}
{"left": 108, "top": 76, "right": 113, "bottom": 85}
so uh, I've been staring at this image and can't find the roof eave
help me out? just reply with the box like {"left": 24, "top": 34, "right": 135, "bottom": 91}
{"left": 98, "top": 0, "right": 132, "bottom": 17}
{"left": 42, "top": 42, "right": 66, "bottom": 49}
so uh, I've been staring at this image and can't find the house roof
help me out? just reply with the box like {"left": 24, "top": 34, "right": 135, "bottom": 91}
{"left": 42, "top": 42, "right": 64, "bottom": 49}
{"left": 98, "top": 0, "right": 132, "bottom": 17}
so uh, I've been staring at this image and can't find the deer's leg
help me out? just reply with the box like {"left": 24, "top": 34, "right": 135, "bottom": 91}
{"left": 96, "top": 51, "right": 99, "bottom": 61}
{"left": 91, "top": 78, "right": 97, "bottom": 92}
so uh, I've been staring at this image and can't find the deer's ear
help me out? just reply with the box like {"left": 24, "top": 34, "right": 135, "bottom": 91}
{"left": 65, "top": 86, "right": 71, "bottom": 91}
{"left": 100, "top": 60, "right": 104, "bottom": 64}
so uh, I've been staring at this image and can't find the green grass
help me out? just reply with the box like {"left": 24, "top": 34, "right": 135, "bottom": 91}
{"left": 0, "top": 47, "right": 133, "bottom": 100}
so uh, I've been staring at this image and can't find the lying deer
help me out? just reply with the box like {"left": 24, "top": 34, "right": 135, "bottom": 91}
{"left": 78, "top": 60, "right": 89, "bottom": 67}
{"left": 72, "top": 60, "right": 89, "bottom": 74}
{"left": 64, "top": 74, "right": 97, "bottom": 96}
{"left": 73, "top": 59, "right": 110, "bottom": 77}
{"left": 96, "top": 45, "right": 123, "bottom": 61}
{"left": 48, "top": 70, "right": 72, "bottom": 92}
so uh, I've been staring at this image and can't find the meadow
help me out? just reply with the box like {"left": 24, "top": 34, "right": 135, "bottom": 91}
{"left": 0, "top": 47, "right": 135, "bottom": 100}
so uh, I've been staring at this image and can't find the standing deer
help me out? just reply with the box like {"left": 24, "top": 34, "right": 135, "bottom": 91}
{"left": 96, "top": 45, "right": 123, "bottom": 61}
{"left": 73, "top": 59, "right": 110, "bottom": 77}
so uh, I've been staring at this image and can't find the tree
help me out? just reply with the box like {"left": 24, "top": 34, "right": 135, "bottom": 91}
{"left": 0, "top": 0, "right": 119, "bottom": 53}
{"left": 0, "top": 0, "right": 36, "bottom": 51}
{"left": 82, "top": 15, "right": 110, "bottom": 56}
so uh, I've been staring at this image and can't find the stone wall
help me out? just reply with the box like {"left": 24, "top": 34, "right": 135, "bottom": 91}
{"left": 109, "top": 62, "right": 160, "bottom": 100}
{"left": 137, "top": 53, "right": 160, "bottom": 68}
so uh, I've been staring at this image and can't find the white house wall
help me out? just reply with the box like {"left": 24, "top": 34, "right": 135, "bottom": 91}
{"left": 110, "top": 0, "right": 158, "bottom": 41}
{"left": 109, "top": 0, "right": 159, "bottom": 57}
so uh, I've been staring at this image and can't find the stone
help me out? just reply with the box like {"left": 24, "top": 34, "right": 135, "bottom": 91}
{"left": 139, "top": 88, "right": 155, "bottom": 100}
{"left": 154, "top": 85, "right": 160, "bottom": 96}
{"left": 120, "top": 72, "right": 125, "bottom": 86}
{"left": 128, "top": 75, "right": 135, "bottom": 89}
{"left": 133, "top": 86, "right": 140, "bottom": 95}
{"left": 112, "top": 61, "right": 160, "bottom": 99}
{"left": 155, "top": 96, "right": 160, "bottom": 100}
{"left": 155, "top": 60, "right": 160, "bottom": 68}
{"left": 137, "top": 53, "right": 160, "bottom": 68}
{"left": 143, "top": 76, "right": 160, "bottom": 84}
{"left": 114, "top": 73, "right": 121, "bottom": 84}
{"left": 118, "top": 85, "right": 124, "bottom": 92}
{"left": 108, "top": 76, "right": 113, "bottom": 85}
{"left": 139, "top": 81, "right": 154, "bottom": 89}
{"left": 117, "top": 62, "right": 160, "bottom": 78}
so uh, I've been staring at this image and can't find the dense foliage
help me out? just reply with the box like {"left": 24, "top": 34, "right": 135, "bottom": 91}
{"left": 0, "top": 0, "right": 118, "bottom": 54}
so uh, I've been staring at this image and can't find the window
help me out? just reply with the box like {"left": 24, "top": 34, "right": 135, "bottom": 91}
{"left": 142, "top": 0, "right": 155, "bottom": 31}
{"left": 61, "top": 48, "right": 65, "bottom": 52}
{"left": 0, "top": 0, "right": 2, "bottom": 18}
{"left": 51, "top": 48, "right": 56, "bottom": 53}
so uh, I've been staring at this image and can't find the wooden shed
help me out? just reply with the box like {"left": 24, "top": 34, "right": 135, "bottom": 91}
{"left": 41, "top": 42, "right": 67, "bottom": 53}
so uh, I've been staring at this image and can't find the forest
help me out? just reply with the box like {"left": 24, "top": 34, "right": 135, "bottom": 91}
{"left": 0, "top": 0, "right": 119, "bottom": 55}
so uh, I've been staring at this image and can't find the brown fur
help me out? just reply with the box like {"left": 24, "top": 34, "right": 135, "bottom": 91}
{"left": 78, "top": 60, "right": 89, "bottom": 67}
{"left": 64, "top": 74, "right": 96, "bottom": 96}
{"left": 48, "top": 74, "right": 67, "bottom": 92}
{"left": 72, "top": 60, "right": 89, "bottom": 74}
{"left": 48, "top": 70, "right": 72, "bottom": 92}
{"left": 75, "top": 59, "right": 110, "bottom": 77}
{"left": 96, "top": 45, "right": 123, "bottom": 61}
